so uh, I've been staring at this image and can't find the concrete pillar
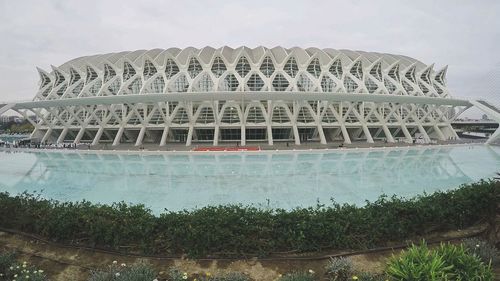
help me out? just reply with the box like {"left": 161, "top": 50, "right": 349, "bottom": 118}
{"left": 382, "top": 125, "right": 395, "bottom": 143}
{"left": 361, "top": 124, "right": 374, "bottom": 143}
{"left": 448, "top": 124, "right": 460, "bottom": 140}
{"left": 186, "top": 126, "right": 193, "bottom": 146}
{"left": 57, "top": 127, "right": 69, "bottom": 144}
{"left": 240, "top": 125, "right": 246, "bottom": 146}
{"left": 113, "top": 127, "right": 124, "bottom": 146}
{"left": 433, "top": 125, "right": 446, "bottom": 141}
{"left": 41, "top": 128, "right": 53, "bottom": 143}
{"left": 159, "top": 126, "right": 169, "bottom": 146}
{"left": 293, "top": 125, "right": 300, "bottom": 145}
{"left": 317, "top": 124, "right": 327, "bottom": 144}
{"left": 135, "top": 127, "right": 146, "bottom": 146}
{"left": 400, "top": 124, "right": 413, "bottom": 143}
{"left": 92, "top": 127, "right": 104, "bottom": 146}
{"left": 267, "top": 125, "right": 273, "bottom": 145}
{"left": 417, "top": 124, "right": 431, "bottom": 143}
{"left": 213, "top": 126, "right": 219, "bottom": 146}
{"left": 486, "top": 127, "right": 500, "bottom": 145}
{"left": 340, "top": 124, "right": 351, "bottom": 144}
{"left": 74, "top": 128, "right": 85, "bottom": 144}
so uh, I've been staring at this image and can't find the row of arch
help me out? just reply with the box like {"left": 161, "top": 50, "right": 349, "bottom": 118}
{"left": 36, "top": 54, "right": 449, "bottom": 101}
{"left": 41, "top": 101, "right": 451, "bottom": 129}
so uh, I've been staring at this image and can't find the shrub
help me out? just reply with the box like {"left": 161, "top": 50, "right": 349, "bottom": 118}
{"left": 325, "top": 257, "right": 353, "bottom": 281}
{"left": 0, "top": 180, "right": 497, "bottom": 258}
{"left": 463, "top": 237, "right": 499, "bottom": 265}
{"left": 435, "top": 242, "right": 494, "bottom": 281}
{"left": 88, "top": 261, "right": 157, "bottom": 281}
{"left": 0, "top": 251, "right": 17, "bottom": 277}
{"left": 278, "top": 271, "right": 315, "bottom": 281}
{"left": 386, "top": 241, "right": 493, "bottom": 281}
{"left": 3, "top": 260, "right": 48, "bottom": 281}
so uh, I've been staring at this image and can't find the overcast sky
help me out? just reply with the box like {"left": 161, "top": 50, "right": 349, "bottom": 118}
{"left": 0, "top": 0, "right": 499, "bottom": 116}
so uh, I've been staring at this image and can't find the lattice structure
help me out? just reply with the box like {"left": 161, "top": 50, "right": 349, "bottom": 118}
{"left": 7, "top": 47, "right": 466, "bottom": 146}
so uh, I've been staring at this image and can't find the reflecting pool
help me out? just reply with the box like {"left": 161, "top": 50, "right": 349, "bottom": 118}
{"left": 0, "top": 145, "right": 499, "bottom": 213}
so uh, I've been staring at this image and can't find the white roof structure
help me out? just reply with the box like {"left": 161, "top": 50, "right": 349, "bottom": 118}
{"left": 34, "top": 46, "right": 448, "bottom": 102}
{"left": 4, "top": 46, "right": 499, "bottom": 146}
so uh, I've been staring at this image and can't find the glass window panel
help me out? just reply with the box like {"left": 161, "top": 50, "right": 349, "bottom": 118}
{"left": 187, "top": 57, "right": 202, "bottom": 79}
{"left": 143, "top": 60, "right": 157, "bottom": 80}
{"left": 284, "top": 57, "right": 299, "bottom": 78}
{"left": 211, "top": 57, "right": 227, "bottom": 78}
{"left": 329, "top": 59, "right": 343, "bottom": 79}
{"left": 306, "top": 58, "right": 321, "bottom": 78}
{"left": 272, "top": 73, "right": 289, "bottom": 91}
{"left": 247, "top": 73, "right": 264, "bottom": 91}
{"left": 236, "top": 56, "right": 251, "bottom": 77}
{"left": 260, "top": 56, "right": 275, "bottom": 78}
{"left": 165, "top": 59, "right": 180, "bottom": 79}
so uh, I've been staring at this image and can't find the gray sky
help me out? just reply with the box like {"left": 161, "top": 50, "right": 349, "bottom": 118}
{"left": 1, "top": 0, "right": 499, "bottom": 116}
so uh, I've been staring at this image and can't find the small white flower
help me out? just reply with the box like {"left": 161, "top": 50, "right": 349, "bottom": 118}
{"left": 182, "top": 275, "right": 188, "bottom": 280}
{"left": 38, "top": 270, "right": 44, "bottom": 273}
{"left": 153, "top": 279, "right": 158, "bottom": 281}
{"left": 9, "top": 266, "right": 13, "bottom": 270}
{"left": 112, "top": 261, "right": 118, "bottom": 264}
{"left": 121, "top": 263, "right": 126, "bottom": 267}
{"left": 308, "top": 269, "right": 315, "bottom": 274}
{"left": 476, "top": 244, "right": 480, "bottom": 248}
{"left": 115, "top": 272, "right": 120, "bottom": 277}
{"left": 14, "top": 274, "right": 18, "bottom": 277}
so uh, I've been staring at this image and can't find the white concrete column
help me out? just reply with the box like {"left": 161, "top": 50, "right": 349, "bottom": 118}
{"left": 433, "top": 125, "right": 446, "bottom": 141}
{"left": 317, "top": 124, "right": 327, "bottom": 144}
{"left": 186, "top": 126, "right": 193, "bottom": 146}
{"left": 91, "top": 127, "right": 104, "bottom": 146}
{"left": 400, "top": 124, "right": 413, "bottom": 143}
{"left": 135, "top": 127, "right": 146, "bottom": 146}
{"left": 213, "top": 125, "right": 219, "bottom": 146}
{"left": 113, "top": 127, "right": 124, "bottom": 146}
{"left": 417, "top": 124, "right": 431, "bottom": 143}
{"left": 41, "top": 128, "right": 53, "bottom": 143}
{"left": 293, "top": 125, "right": 300, "bottom": 145}
{"left": 74, "top": 128, "right": 85, "bottom": 144}
{"left": 361, "top": 124, "right": 374, "bottom": 143}
{"left": 340, "top": 124, "right": 351, "bottom": 144}
{"left": 159, "top": 126, "right": 169, "bottom": 146}
{"left": 382, "top": 125, "right": 395, "bottom": 143}
{"left": 240, "top": 125, "right": 246, "bottom": 146}
{"left": 57, "top": 127, "right": 69, "bottom": 144}
{"left": 266, "top": 125, "right": 273, "bottom": 145}
{"left": 448, "top": 124, "right": 460, "bottom": 140}
{"left": 486, "top": 127, "right": 500, "bottom": 145}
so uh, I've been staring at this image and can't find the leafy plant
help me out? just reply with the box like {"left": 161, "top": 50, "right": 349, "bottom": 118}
{"left": 4, "top": 261, "right": 49, "bottom": 281}
{"left": 462, "top": 237, "right": 499, "bottom": 265}
{"left": 325, "top": 257, "right": 353, "bottom": 281}
{"left": 386, "top": 241, "right": 494, "bottom": 281}
{"left": 88, "top": 261, "right": 157, "bottom": 281}
{"left": 278, "top": 271, "right": 315, "bottom": 281}
{"left": 0, "top": 251, "right": 17, "bottom": 277}
{"left": 435, "top": 242, "right": 493, "bottom": 281}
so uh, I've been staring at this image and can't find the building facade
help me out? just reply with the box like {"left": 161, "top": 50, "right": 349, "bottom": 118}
{"left": 4, "top": 47, "right": 471, "bottom": 146}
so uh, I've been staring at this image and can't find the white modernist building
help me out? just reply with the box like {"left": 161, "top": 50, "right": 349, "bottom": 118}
{"left": 1, "top": 46, "right": 498, "bottom": 146}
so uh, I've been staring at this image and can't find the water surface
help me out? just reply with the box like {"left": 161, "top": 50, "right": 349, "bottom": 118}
{"left": 0, "top": 145, "right": 498, "bottom": 213}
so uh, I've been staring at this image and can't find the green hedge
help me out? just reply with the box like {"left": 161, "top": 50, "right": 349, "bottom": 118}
{"left": 0, "top": 180, "right": 497, "bottom": 258}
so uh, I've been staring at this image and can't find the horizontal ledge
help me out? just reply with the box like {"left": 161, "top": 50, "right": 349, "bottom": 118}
{"left": 11, "top": 92, "right": 472, "bottom": 109}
